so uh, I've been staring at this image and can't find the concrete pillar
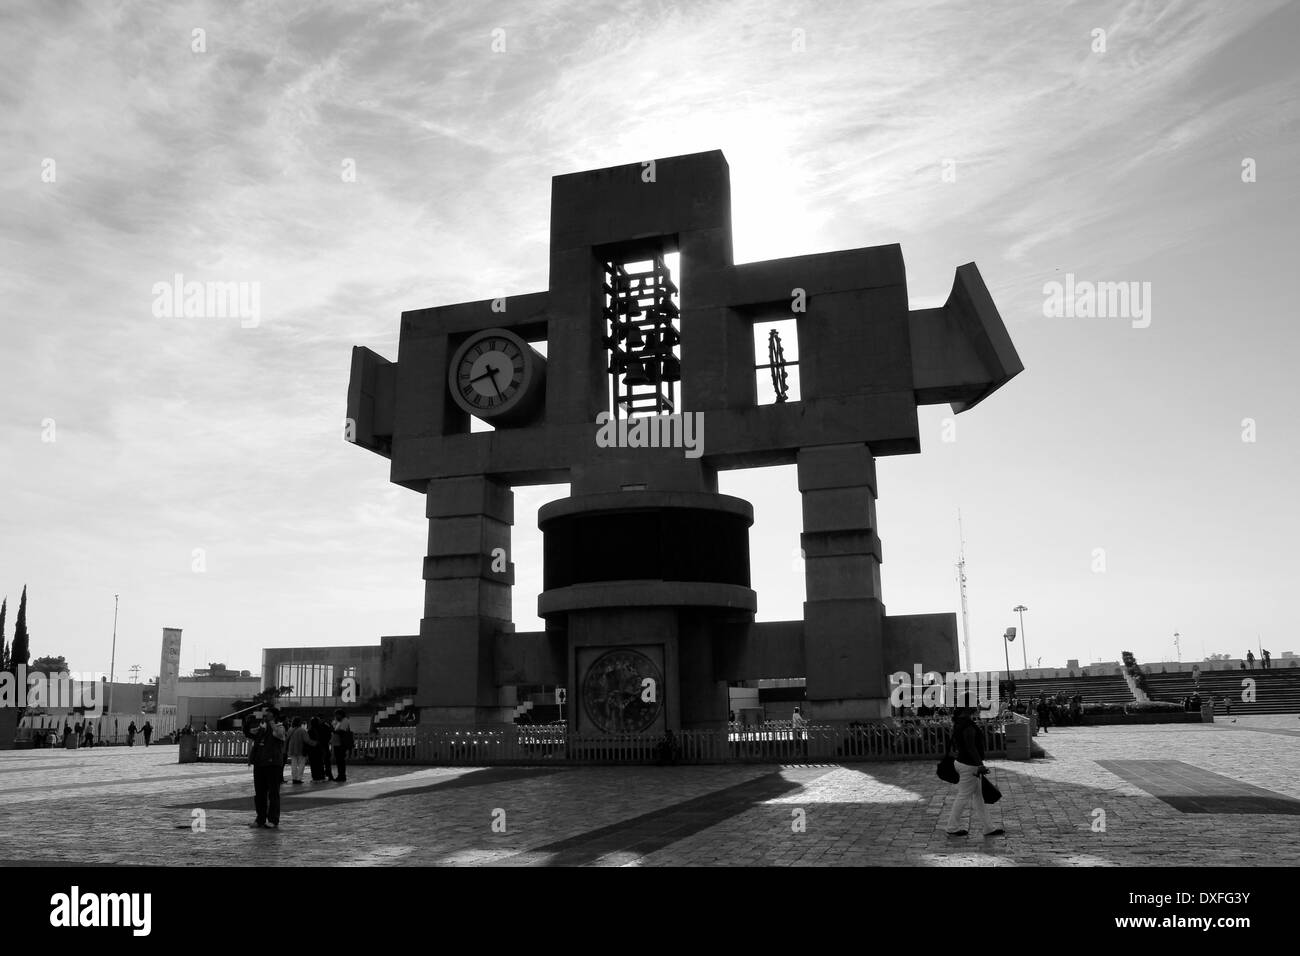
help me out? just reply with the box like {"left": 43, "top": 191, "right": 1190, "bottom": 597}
{"left": 418, "top": 475, "right": 516, "bottom": 726}
{"left": 567, "top": 608, "right": 674, "bottom": 735}
{"left": 797, "top": 443, "right": 888, "bottom": 721}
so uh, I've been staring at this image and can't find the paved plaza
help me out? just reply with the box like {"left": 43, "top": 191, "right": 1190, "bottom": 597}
{"left": 2, "top": 716, "right": 1298, "bottom": 867}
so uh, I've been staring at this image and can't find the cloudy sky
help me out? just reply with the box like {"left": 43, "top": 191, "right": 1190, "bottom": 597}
{"left": 2, "top": 0, "right": 1297, "bottom": 682}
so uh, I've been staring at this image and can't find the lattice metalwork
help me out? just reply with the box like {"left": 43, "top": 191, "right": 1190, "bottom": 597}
{"left": 756, "top": 326, "right": 797, "bottom": 404}
{"left": 603, "top": 255, "right": 680, "bottom": 418}
{"left": 768, "top": 329, "right": 790, "bottom": 402}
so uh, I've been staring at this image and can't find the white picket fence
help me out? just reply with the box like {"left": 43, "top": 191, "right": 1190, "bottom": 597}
{"left": 193, "top": 717, "right": 1007, "bottom": 766}
{"left": 20, "top": 713, "right": 176, "bottom": 746}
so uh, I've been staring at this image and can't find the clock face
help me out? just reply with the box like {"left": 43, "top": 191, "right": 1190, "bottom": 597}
{"left": 447, "top": 328, "right": 546, "bottom": 424}
{"left": 455, "top": 335, "right": 524, "bottom": 411}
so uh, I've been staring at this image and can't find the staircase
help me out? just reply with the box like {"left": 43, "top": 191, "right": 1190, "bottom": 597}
{"left": 1145, "top": 668, "right": 1300, "bottom": 716}
{"left": 513, "top": 691, "right": 562, "bottom": 725}
{"left": 1006, "top": 674, "right": 1134, "bottom": 706}
{"left": 372, "top": 696, "right": 415, "bottom": 726}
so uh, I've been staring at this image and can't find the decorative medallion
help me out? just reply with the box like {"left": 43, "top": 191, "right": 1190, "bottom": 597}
{"left": 580, "top": 648, "right": 664, "bottom": 733}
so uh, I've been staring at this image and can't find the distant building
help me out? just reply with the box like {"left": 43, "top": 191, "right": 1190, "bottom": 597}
{"left": 176, "top": 666, "right": 261, "bottom": 729}
{"left": 189, "top": 662, "right": 253, "bottom": 680}
{"left": 102, "top": 681, "right": 145, "bottom": 715}
{"left": 260, "top": 639, "right": 418, "bottom": 711}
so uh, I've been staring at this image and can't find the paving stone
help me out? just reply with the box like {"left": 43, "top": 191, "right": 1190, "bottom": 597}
{"left": 0, "top": 717, "right": 1297, "bottom": 866}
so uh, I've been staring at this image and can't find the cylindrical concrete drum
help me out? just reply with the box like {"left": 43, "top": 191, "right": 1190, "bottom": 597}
{"left": 539, "top": 492, "right": 756, "bottom": 734}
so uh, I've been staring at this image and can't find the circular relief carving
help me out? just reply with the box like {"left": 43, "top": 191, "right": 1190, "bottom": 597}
{"left": 581, "top": 649, "right": 664, "bottom": 734}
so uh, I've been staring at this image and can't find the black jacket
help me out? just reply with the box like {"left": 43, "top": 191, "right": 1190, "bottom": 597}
{"left": 950, "top": 717, "right": 985, "bottom": 766}
{"left": 245, "top": 720, "right": 286, "bottom": 767}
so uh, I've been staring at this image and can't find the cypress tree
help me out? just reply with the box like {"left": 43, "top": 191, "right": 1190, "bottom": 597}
{"left": 0, "top": 596, "right": 8, "bottom": 671}
{"left": 11, "top": 586, "right": 30, "bottom": 671}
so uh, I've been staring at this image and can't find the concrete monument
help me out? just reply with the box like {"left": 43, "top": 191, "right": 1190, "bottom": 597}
{"left": 347, "top": 150, "right": 1022, "bottom": 732}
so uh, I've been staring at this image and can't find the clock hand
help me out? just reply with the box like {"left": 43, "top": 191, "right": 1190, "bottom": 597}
{"left": 468, "top": 366, "right": 499, "bottom": 385}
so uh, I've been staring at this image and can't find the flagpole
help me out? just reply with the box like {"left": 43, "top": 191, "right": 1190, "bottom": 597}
{"left": 956, "top": 510, "right": 972, "bottom": 673}
{"left": 108, "top": 595, "right": 118, "bottom": 715}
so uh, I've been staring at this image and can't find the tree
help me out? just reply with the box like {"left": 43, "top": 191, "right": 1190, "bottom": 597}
{"left": 10, "top": 586, "right": 30, "bottom": 671}
{"left": 30, "top": 655, "right": 69, "bottom": 674}
{"left": 0, "top": 596, "right": 8, "bottom": 671}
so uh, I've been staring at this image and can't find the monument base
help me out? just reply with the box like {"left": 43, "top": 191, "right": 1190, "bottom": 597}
{"left": 804, "top": 698, "right": 892, "bottom": 723}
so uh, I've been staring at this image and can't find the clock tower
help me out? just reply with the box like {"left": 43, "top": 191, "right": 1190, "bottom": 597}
{"left": 346, "top": 150, "right": 1022, "bottom": 734}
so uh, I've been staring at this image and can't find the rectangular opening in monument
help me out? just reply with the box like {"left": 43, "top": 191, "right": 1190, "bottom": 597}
{"left": 753, "top": 318, "right": 800, "bottom": 405}
{"left": 512, "top": 481, "right": 570, "bottom": 633}
{"left": 718, "top": 463, "right": 806, "bottom": 618}
{"left": 603, "top": 250, "right": 681, "bottom": 419}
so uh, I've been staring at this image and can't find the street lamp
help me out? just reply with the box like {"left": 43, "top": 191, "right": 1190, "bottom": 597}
{"left": 1174, "top": 631, "right": 1181, "bottom": 663}
{"left": 1013, "top": 604, "right": 1029, "bottom": 671}
{"left": 1003, "top": 627, "right": 1016, "bottom": 681}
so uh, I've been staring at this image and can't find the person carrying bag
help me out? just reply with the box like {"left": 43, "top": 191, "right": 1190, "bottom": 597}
{"left": 943, "top": 707, "right": 1005, "bottom": 838}
{"left": 937, "top": 736, "right": 960, "bottom": 784}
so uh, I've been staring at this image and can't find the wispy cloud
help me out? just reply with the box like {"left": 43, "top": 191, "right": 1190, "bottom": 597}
{"left": 1, "top": 0, "right": 1296, "bottom": 675}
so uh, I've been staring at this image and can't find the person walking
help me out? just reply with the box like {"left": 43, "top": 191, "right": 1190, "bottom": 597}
{"left": 790, "top": 706, "right": 809, "bottom": 755}
{"left": 944, "top": 707, "right": 1004, "bottom": 838}
{"left": 142, "top": 721, "right": 153, "bottom": 746}
{"left": 1035, "top": 697, "right": 1050, "bottom": 734}
{"left": 83, "top": 726, "right": 94, "bottom": 748}
{"left": 245, "top": 709, "right": 287, "bottom": 828}
{"left": 331, "top": 709, "right": 352, "bottom": 783}
{"left": 286, "top": 718, "right": 309, "bottom": 786}
{"left": 127, "top": 721, "right": 137, "bottom": 747}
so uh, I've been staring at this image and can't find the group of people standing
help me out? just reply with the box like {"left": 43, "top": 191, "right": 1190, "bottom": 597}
{"left": 1003, "top": 694, "right": 1082, "bottom": 731}
{"left": 291, "top": 714, "right": 352, "bottom": 784}
{"left": 244, "top": 708, "right": 353, "bottom": 828}
{"left": 1242, "top": 649, "right": 1272, "bottom": 669}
